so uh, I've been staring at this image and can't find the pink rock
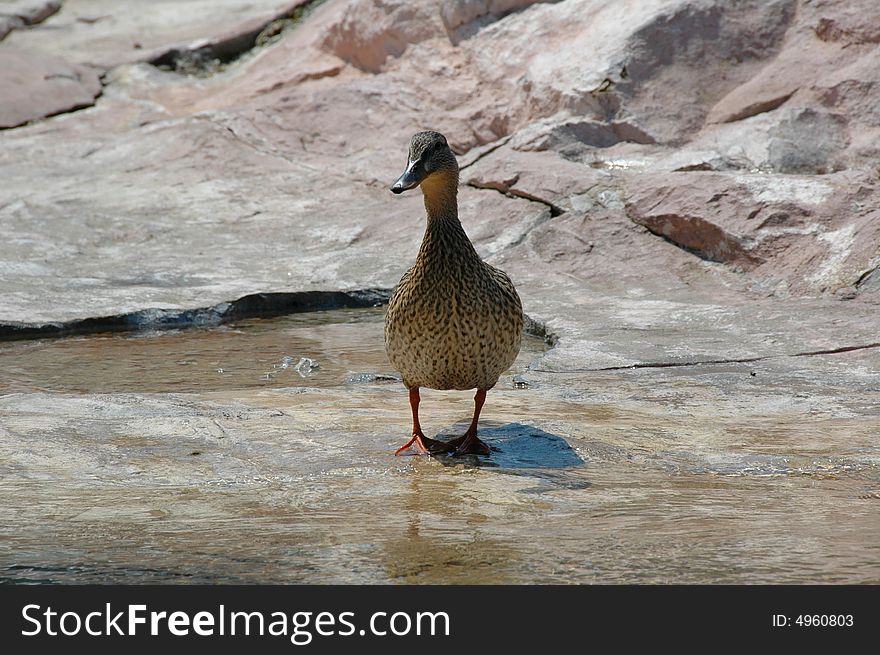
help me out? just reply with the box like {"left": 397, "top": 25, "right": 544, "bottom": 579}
{"left": 625, "top": 170, "right": 880, "bottom": 295}
{"left": 0, "top": 0, "right": 60, "bottom": 39}
{"left": 1, "top": 0, "right": 879, "bottom": 326}
{"left": 0, "top": 46, "right": 101, "bottom": 128}
{"left": 319, "top": 0, "right": 444, "bottom": 73}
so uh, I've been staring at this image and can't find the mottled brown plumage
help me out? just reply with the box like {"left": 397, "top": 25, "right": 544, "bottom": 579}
{"left": 385, "top": 131, "right": 523, "bottom": 456}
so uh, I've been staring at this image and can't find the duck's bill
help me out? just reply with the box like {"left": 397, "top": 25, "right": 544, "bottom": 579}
{"left": 390, "top": 160, "right": 426, "bottom": 194}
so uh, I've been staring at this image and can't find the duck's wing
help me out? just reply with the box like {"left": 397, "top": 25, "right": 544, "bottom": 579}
{"left": 486, "top": 264, "right": 523, "bottom": 315}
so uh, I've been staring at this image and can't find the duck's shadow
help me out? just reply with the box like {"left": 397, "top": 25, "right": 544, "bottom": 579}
{"left": 432, "top": 421, "right": 584, "bottom": 470}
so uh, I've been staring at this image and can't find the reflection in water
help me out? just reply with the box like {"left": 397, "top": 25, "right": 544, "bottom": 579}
{"left": 381, "top": 424, "right": 585, "bottom": 584}
{"left": 380, "top": 469, "right": 518, "bottom": 584}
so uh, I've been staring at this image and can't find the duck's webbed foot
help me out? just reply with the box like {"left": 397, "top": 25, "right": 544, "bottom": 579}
{"left": 395, "top": 431, "right": 455, "bottom": 456}
{"left": 446, "top": 430, "right": 491, "bottom": 456}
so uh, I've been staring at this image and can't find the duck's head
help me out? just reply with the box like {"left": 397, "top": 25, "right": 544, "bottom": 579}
{"left": 391, "top": 131, "right": 458, "bottom": 194}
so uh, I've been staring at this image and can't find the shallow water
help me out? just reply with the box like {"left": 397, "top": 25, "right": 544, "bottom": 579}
{"left": 1, "top": 308, "right": 878, "bottom": 584}
{"left": 0, "top": 308, "right": 546, "bottom": 394}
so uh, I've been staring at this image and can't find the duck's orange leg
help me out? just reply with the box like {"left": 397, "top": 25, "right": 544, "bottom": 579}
{"left": 395, "top": 387, "right": 454, "bottom": 456}
{"left": 446, "top": 388, "right": 491, "bottom": 456}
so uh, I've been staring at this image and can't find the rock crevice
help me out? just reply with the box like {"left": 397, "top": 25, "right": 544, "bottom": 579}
{"left": 466, "top": 179, "right": 565, "bottom": 217}
{"left": 149, "top": 0, "right": 324, "bottom": 76}
{"left": 538, "top": 341, "right": 880, "bottom": 373}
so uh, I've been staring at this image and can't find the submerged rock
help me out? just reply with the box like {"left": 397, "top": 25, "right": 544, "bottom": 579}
{"left": 345, "top": 372, "right": 402, "bottom": 385}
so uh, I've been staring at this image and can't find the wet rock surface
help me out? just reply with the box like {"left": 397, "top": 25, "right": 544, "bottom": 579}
{"left": 0, "top": 0, "right": 878, "bottom": 583}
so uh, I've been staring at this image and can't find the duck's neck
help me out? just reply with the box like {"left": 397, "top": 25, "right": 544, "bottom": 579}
{"left": 416, "top": 170, "right": 479, "bottom": 265}
{"left": 421, "top": 170, "right": 459, "bottom": 222}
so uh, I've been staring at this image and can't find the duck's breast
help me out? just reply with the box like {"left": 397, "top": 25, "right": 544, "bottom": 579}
{"left": 385, "top": 263, "right": 522, "bottom": 390}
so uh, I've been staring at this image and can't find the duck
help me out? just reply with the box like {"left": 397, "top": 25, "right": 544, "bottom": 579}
{"left": 385, "top": 130, "right": 523, "bottom": 456}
